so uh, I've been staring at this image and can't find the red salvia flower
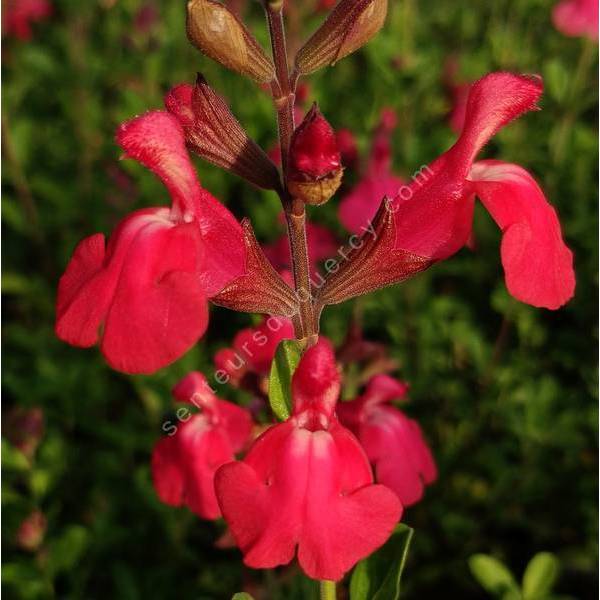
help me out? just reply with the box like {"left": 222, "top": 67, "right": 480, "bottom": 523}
{"left": 552, "top": 0, "right": 598, "bottom": 40}
{"left": 215, "top": 339, "right": 401, "bottom": 581}
{"left": 214, "top": 316, "right": 295, "bottom": 386}
{"left": 55, "top": 111, "right": 246, "bottom": 374}
{"left": 388, "top": 72, "right": 575, "bottom": 309}
{"left": 151, "top": 372, "right": 253, "bottom": 519}
{"left": 2, "top": 0, "right": 52, "bottom": 40}
{"left": 338, "top": 374, "right": 437, "bottom": 507}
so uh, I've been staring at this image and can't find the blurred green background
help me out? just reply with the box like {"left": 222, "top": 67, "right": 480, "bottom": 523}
{"left": 2, "top": 0, "right": 597, "bottom": 598}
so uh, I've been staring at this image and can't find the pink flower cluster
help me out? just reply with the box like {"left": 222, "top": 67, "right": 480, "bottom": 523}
{"left": 152, "top": 336, "right": 436, "bottom": 580}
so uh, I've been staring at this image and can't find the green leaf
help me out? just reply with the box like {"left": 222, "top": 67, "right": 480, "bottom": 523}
{"left": 232, "top": 594, "right": 254, "bottom": 600}
{"left": 522, "top": 553, "right": 559, "bottom": 600}
{"left": 46, "top": 525, "right": 89, "bottom": 576}
{"left": 350, "top": 523, "right": 414, "bottom": 600}
{"left": 468, "top": 554, "right": 520, "bottom": 598}
{"left": 268, "top": 340, "right": 302, "bottom": 421}
{"left": 1, "top": 438, "right": 30, "bottom": 472}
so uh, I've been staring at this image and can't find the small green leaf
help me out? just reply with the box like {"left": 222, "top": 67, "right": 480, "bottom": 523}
{"left": 46, "top": 525, "right": 89, "bottom": 576}
{"left": 1, "top": 439, "right": 30, "bottom": 472}
{"left": 468, "top": 554, "right": 520, "bottom": 598}
{"left": 350, "top": 523, "right": 414, "bottom": 600}
{"left": 522, "top": 552, "right": 559, "bottom": 600}
{"left": 232, "top": 593, "right": 254, "bottom": 600}
{"left": 268, "top": 340, "right": 302, "bottom": 421}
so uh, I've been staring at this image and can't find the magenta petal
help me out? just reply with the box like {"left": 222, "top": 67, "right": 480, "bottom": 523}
{"left": 55, "top": 233, "right": 113, "bottom": 347}
{"left": 297, "top": 425, "right": 401, "bottom": 581}
{"left": 101, "top": 215, "right": 208, "bottom": 374}
{"left": 363, "top": 374, "right": 410, "bottom": 406}
{"left": 215, "top": 421, "right": 401, "bottom": 581}
{"left": 177, "top": 418, "right": 234, "bottom": 519}
{"left": 469, "top": 160, "right": 575, "bottom": 309}
{"left": 392, "top": 72, "right": 543, "bottom": 260}
{"left": 552, "top": 0, "right": 599, "bottom": 40}
{"left": 151, "top": 435, "right": 185, "bottom": 507}
{"left": 291, "top": 338, "right": 340, "bottom": 418}
{"left": 116, "top": 110, "right": 201, "bottom": 217}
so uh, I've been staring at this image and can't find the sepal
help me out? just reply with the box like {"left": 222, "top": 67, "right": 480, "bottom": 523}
{"left": 166, "top": 77, "right": 281, "bottom": 191}
{"left": 295, "top": 0, "right": 388, "bottom": 75}
{"left": 187, "top": 0, "right": 275, "bottom": 83}
{"left": 315, "top": 199, "right": 432, "bottom": 307}
{"left": 211, "top": 219, "right": 300, "bottom": 317}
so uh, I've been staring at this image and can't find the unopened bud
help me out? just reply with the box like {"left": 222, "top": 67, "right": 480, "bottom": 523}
{"left": 295, "top": 0, "right": 388, "bottom": 75}
{"left": 187, "top": 0, "right": 275, "bottom": 83}
{"left": 287, "top": 105, "right": 343, "bottom": 206}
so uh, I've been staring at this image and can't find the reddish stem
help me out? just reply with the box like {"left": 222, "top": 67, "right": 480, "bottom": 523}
{"left": 265, "top": 1, "right": 317, "bottom": 347}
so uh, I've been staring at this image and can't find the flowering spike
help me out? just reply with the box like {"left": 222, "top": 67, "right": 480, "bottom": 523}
{"left": 211, "top": 219, "right": 300, "bottom": 317}
{"left": 295, "top": 0, "right": 388, "bottom": 75}
{"left": 186, "top": 0, "right": 275, "bottom": 84}
{"left": 166, "top": 78, "right": 281, "bottom": 191}
{"left": 287, "top": 104, "right": 343, "bottom": 206}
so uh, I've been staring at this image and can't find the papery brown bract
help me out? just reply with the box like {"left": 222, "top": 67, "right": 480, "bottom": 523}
{"left": 152, "top": 372, "right": 253, "bottom": 519}
{"left": 166, "top": 79, "right": 280, "bottom": 191}
{"left": 295, "top": 0, "right": 389, "bottom": 75}
{"left": 186, "top": 0, "right": 275, "bottom": 83}
{"left": 55, "top": 111, "right": 246, "bottom": 374}
{"left": 215, "top": 339, "right": 401, "bottom": 581}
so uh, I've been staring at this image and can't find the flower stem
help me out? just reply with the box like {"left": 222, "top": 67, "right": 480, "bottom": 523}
{"left": 264, "top": 1, "right": 317, "bottom": 347}
{"left": 319, "top": 580, "right": 336, "bottom": 600}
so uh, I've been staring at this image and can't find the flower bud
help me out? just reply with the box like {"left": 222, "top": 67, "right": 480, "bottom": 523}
{"left": 186, "top": 0, "right": 275, "bottom": 84}
{"left": 16, "top": 511, "right": 47, "bottom": 552}
{"left": 295, "top": 0, "right": 388, "bottom": 75}
{"left": 287, "top": 104, "right": 343, "bottom": 206}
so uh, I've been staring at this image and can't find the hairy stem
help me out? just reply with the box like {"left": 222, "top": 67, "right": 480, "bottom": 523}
{"left": 265, "top": 1, "right": 317, "bottom": 347}
{"left": 319, "top": 580, "right": 336, "bottom": 600}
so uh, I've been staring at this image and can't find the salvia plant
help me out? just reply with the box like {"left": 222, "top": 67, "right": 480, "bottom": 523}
{"left": 54, "top": 0, "right": 576, "bottom": 597}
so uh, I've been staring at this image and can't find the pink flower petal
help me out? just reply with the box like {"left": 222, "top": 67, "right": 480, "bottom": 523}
{"left": 55, "top": 233, "right": 113, "bottom": 347}
{"left": 468, "top": 160, "right": 575, "bottom": 309}
{"left": 151, "top": 435, "right": 185, "bottom": 507}
{"left": 552, "top": 0, "right": 599, "bottom": 40}
{"left": 215, "top": 420, "right": 401, "bottom": 581}
{"left": 116, "top": 111, "right": 201, "bottom": 218}
{"left": 100, "top": 212, "right": 208, "bottom": 374}
{"left": 392, "top": 72, "right": 543, "bottom": 260}
{"left": 291, "top": 338, "right": 340, "bottom": 419}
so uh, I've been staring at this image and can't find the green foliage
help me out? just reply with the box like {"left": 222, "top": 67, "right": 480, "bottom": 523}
{"left": 2, "top": 0, "right": 597, "bottom": 598}
{"left": 268, "top": 339, "right": 302, "bottom": 421}
{"left": 469, "top": 552, "right": 562, "bottom": 600}
{"left": 350, "top": 524, "right": 414, "bottom": 600}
